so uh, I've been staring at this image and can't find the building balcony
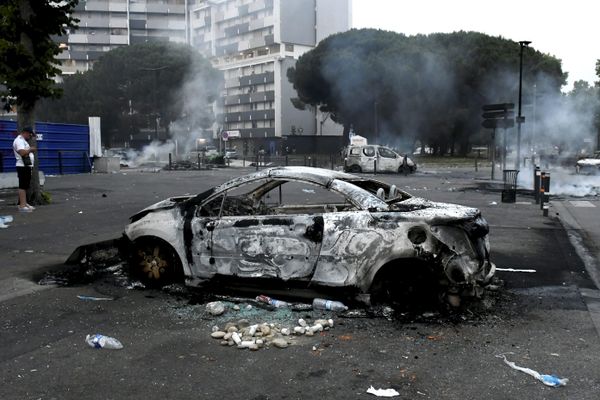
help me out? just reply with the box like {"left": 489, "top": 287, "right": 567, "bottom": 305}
{"left": 238, "top": 71, "right": 274, "bottom": 86}
{"left": 222, "top": 109, "right": 275, "bottom": 122}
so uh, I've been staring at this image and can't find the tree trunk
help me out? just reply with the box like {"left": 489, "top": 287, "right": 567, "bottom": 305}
{"left": 18, "top": 0, "right": 46, "bottom": 205}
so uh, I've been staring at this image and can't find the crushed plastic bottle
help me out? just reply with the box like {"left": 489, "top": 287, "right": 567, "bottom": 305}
{"left": 85, "top": 334, "right": 124, "bottom": 350}
{"left": 255, "top": 295, "right": 289, "bottom": 308}
{"left": 498, "top": 354, "right": 568, "bottom": 387}
{"left": 312, "top": 298, "right": 348, "bottom": 312}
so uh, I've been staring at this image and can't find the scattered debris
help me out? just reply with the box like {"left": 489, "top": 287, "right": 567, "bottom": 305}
{"left": 497, "top": 354, "right": 568, "bottom": 387}
{"left": 77, "top": 295, "right": 114, "bottom": 301}
{"left": 496, "top": 268, "right": 537, "bottom": 273}
{"left": 0, "top": 215, "right": 13, "bottom": 228}
{"left": 85, "top": 334, "right": 123, "bottom": 350}
{"left": 209, "top": 317, "right": 335, "bottom": 351}
{"left": 366, "top": 386, "right": 400, "bottom": 397}
{"left": 312, "top": 298, "right": 348, "bottom": 312}
{"left": 206, "top": 301, "right": 226, "bottom": 316}
{"left": 256, "top": 294, "right": 289, "bottom": 308}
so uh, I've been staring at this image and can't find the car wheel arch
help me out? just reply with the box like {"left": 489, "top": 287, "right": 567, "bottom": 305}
{"left": 366, "top": 258, "right": 441, "bottom": 304}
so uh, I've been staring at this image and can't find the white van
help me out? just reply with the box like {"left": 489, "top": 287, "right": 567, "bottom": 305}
{"left": 344, "top": 144, "right": 416, "bottom": 174}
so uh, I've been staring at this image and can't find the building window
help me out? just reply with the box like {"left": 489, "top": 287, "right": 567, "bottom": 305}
{"left": 285, "top": 43, "right": 294, "bottom": 52}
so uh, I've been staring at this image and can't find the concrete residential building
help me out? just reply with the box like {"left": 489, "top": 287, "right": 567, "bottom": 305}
{"left": 57, "top": 0, "right": 351, "bottom": 153}
{"left": 189, "top": 0, "right": 351, "bottom": 155}
{"left": 57, "top": 0, "right": 188, "bottom": 75}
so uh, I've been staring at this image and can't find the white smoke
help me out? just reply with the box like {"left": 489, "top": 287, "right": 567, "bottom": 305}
{"left": 518, "top": 166, "right": 600, "bottom": 197}
{"left": 130, "top": 47, "right": 222, "bottom": 166}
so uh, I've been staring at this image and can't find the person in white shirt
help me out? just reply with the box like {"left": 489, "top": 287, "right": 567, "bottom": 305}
{"left": 12, "top": 126, "right": 37, "bottom": 212}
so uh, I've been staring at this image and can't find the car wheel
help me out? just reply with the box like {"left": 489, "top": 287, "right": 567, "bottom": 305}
{"left": 349, "top": 165, "right": 362, "bottom": 173}
{"left": 398, "top": 165, "right": 409, "bottom": 174}
{"left": 130, "top": 238, "right": 182, "bottom": 286}
{"left": 369, "top": 261, "right": 441, "bottom": 311}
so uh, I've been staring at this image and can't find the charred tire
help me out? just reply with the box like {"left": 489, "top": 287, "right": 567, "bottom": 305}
{"left": 348, "top": 165, "right": 362, "bottom": 173}
{"left": 130, "top": 238, "right": 183, "bottom": 287}
{"left": 369, "top": 260, "right": 441, "bottom": 311}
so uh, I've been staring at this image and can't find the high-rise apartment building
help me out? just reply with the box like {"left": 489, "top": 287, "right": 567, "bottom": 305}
{"left": 57, "top": 0, "right": 188, "bottom": 75}
{"left": 190, "top": 0, "right": 351, "bottom": 154}
{"left": 58, "top": 0, "right": 351, "bottom": 153}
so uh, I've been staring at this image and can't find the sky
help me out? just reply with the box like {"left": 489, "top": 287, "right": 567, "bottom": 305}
{"left": 352, "top": 0, "right": 599, "bottom": 91}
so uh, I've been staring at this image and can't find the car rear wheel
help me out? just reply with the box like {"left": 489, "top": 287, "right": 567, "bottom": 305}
{"left": 348, "top": 165, "right": 362, "bottom": 173}
{"left": 130, "top": 238, "right": 183, "bottom": 286}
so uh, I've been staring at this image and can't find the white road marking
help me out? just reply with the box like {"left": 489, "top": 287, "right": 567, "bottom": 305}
{"left": 570, "top": 201, "right": 596, "bottom": 208}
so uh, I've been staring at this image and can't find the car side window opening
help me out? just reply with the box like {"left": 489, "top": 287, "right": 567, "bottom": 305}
{"left": 378, "top": 147, "right": 397, "bottom": 158}
{"left": 260, "top": 181, "right": 355, "bottom": 214}
{"left": 363, "top": 146, "right": 375, "bottom": 157}
{"left": 350, "top": 147, "right": 361, "bottom": 155}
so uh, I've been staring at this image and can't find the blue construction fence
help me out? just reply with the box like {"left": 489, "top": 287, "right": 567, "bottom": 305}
{"left": 0, "top": 120, "right": 91, "bottom": 175}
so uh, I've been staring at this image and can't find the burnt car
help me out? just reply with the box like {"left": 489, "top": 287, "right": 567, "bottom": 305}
{"left": 576, "top": 151, "right": 600, "bottom": 174}
{"left": 124, "top": 167, "right": 495, "bottom": 304}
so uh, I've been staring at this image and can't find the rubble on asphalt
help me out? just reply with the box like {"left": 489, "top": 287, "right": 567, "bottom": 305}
{"left": 209, "top": 317, "right": 335, "bottom": 351}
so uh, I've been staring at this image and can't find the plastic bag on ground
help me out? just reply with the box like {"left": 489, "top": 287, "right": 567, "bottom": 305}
{"left": 85, "top": 334, "right": 123, "bottom": 350}
{"left": 497, "top": 354, "right": 568, "bottom": 387}
{"left": 366, "top": 386, "right": 400, "bottom": 397}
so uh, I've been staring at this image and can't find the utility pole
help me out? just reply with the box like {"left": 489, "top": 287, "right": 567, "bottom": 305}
{"left": 516, "top": 40, "right": 531, "bottom": 170}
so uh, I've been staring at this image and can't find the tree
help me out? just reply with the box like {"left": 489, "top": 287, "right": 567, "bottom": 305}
{"left": 0, "top": 0, "right": 78, "bottom": 204}
{"left": 37, "top": 42, "right": 223, "bottom": 147}
{"left": 288, "top": 29, "right": 566, "bottom": 155}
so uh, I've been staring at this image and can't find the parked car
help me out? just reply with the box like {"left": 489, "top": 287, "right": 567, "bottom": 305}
{"left": 122, "top": 167, "right": 494, "bottom": 305}
{"left": 224, "top": 149, "right": 238, "bottom": 159}
{"left": 575, "top": 151, "right": 600, "bottom": 174}
{"left": 344, "top": 144, "right": 416, "bottom": 174}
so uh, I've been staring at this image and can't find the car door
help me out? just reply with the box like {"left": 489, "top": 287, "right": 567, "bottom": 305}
{"left": 377, "top": 146, "right": 400, "bottom": 172}
{"left": 189, "top": 184, "right": 323, "bottom": 281}
{"left": 360, "top": 145, "right": 377, "bottom": 172}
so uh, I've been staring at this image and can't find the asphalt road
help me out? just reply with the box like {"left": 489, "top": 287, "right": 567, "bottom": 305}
{"left": 1, "top": 164, "right": 599, "bottom": 399}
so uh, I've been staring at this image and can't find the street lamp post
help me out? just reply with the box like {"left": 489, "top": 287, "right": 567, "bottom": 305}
{"left": 516, "top": 40, "right": 531, "bottom": 170}
{"left": 374, "top": 100, "right": 378, "bottom": 144}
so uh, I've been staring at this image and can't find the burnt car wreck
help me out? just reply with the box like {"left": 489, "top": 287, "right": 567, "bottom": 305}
{"left": 81, "top": 166, "right": 494, "bottom": 306}
{"left": 67, "top": 167, "right": 495, "bottom": 307}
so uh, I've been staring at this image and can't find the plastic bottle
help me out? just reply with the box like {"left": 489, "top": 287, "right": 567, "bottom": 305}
{"left": 255, "top": 295, "right": 289, "bottom": 308}
{"left": 85, "top": 334, "right": 124, "bottom": 350}
{"left": 312, "top": 298, "right": 348, "bottom": 312}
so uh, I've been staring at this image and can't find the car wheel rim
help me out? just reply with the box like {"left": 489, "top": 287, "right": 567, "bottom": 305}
{"left": 138, "top": 245, "right": 169, "bottom": 281}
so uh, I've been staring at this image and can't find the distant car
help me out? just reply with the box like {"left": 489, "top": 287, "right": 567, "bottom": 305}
{"left": 224, "top": 150, "right": 238, "bottom": 159}
{"left": 344, "top": 144, "right": 416, "bottom": 174}
{"left": 122, "top": 166, "right": 494, "bottom": 305}
{"left": 576, "top": 152, "right": 600, "bottom": 174}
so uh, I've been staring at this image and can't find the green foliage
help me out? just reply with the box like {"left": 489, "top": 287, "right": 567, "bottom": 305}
{"left": 41, "top": 191, "right": 52, "bottom": 204}
{"left": 288, "top": 29, "right": 566, "bottom": 155}
{"left": 0, "top": 0, "right": 79, "bottom": 110}
{"left": 37, "top": 42, "right": 222, "bottom": 146}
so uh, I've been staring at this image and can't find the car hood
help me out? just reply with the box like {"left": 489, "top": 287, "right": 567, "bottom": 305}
{"left": 389, "top": 197, "right": 481, "bottom": 223}
{"left": 129, "top": 195, "right": 194, "bottom": 222}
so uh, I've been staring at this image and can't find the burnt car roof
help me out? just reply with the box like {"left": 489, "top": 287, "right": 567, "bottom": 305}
{"left": 213, "top": 166, "right": 363, "bottom": 191}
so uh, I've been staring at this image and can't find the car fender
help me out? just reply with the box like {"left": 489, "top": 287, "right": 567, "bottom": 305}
{"left": 124, "top": 210, "right": 191, "bottom": 277}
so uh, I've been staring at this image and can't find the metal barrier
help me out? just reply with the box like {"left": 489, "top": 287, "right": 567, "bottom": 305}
{"left": 501, "top": 169, "right": 519, "bottom": 203}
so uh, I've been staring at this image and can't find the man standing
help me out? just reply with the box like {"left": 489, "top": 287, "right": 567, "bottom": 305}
{"left": 13, "top": 126, "right": 36, "bottom": 212}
